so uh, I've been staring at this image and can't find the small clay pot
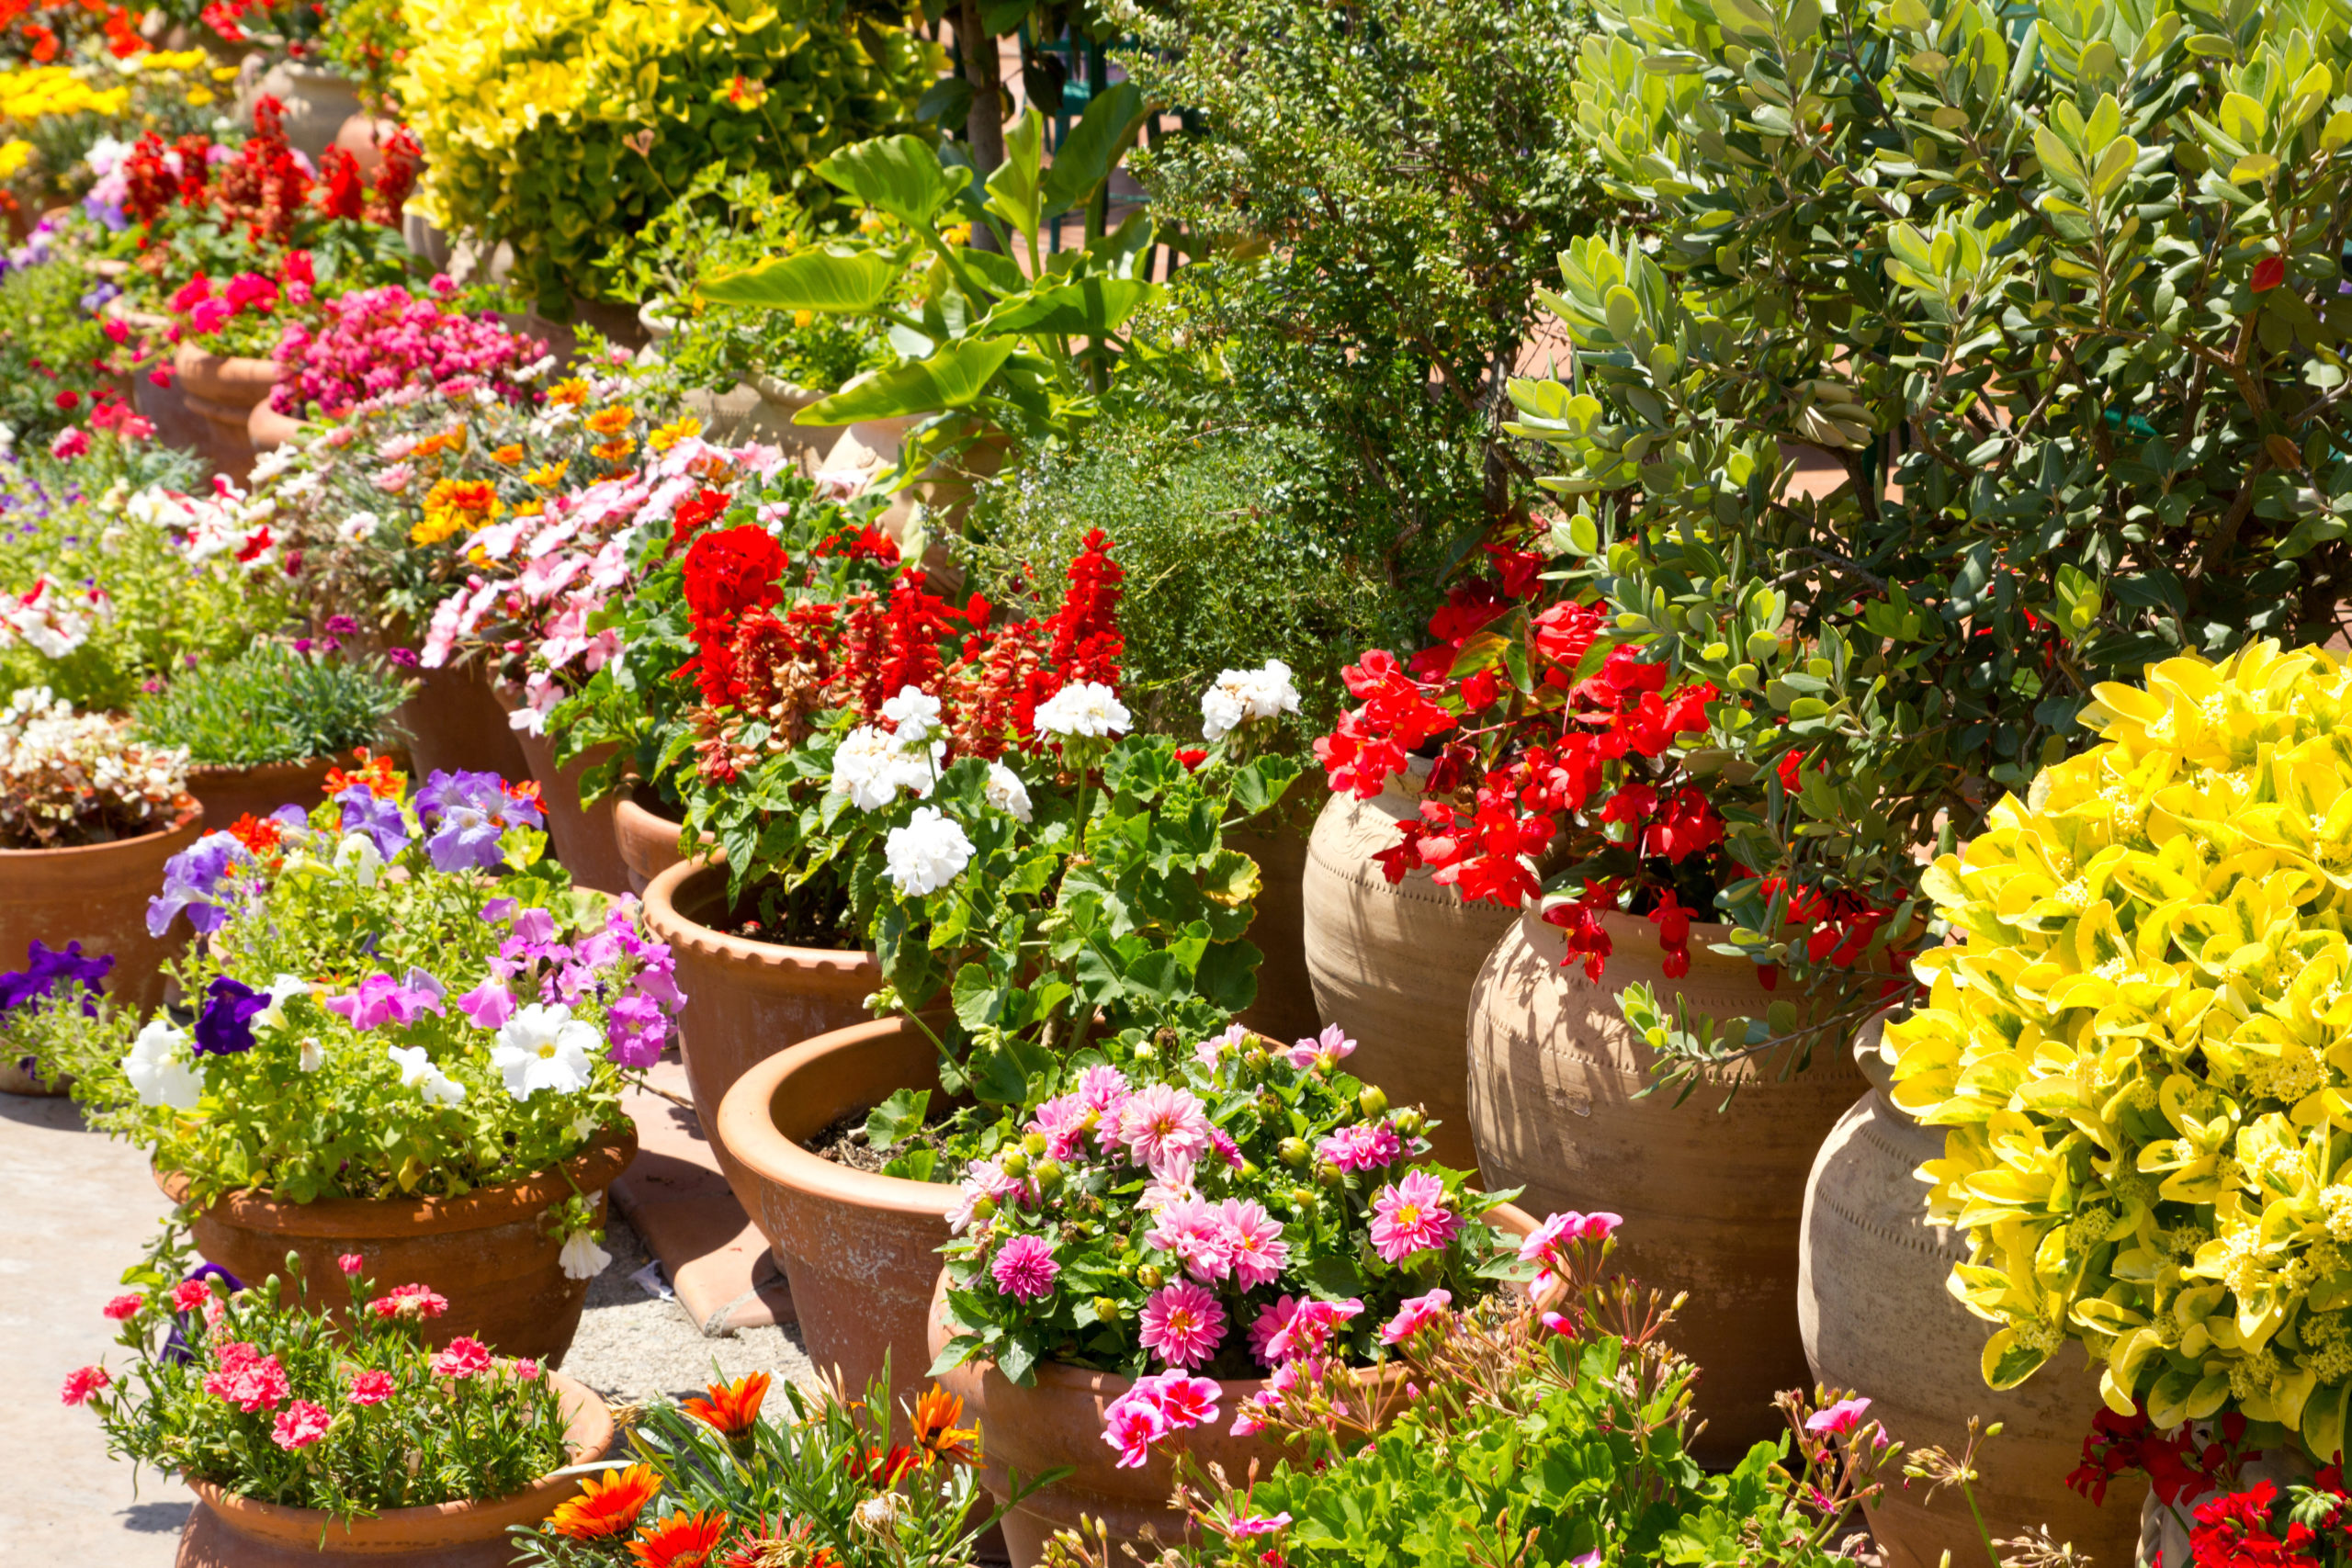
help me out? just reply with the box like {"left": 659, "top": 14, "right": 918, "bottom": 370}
{"left": 173, "top": 342, "right": 284, "bottom": 482}
{"left": 159, "top": 1128, "right": 636, "bottom": 1364}
{"left": 716, "top": 1014, "right": 953, "bottom": 1412}
{"left": 175, "top": 1371, "right": 612, "bottom": 1566}
{"left": 611, "top": 791, "right": 696, "bottom": 896}
{"left": 185, "top": 747, "right": 407, "bottom": 834}
{"left": 491, "top": 684, "right": 627, "bottom": 895}
{"left": 646, "top": 861, "right": 880, "bottom": 1214}
{"left": 0, "top": 805, "right": 207, "bottom": 1021}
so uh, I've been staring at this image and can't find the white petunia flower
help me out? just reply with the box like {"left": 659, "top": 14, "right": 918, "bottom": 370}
{"left": 336, "top": 511, "right": 379, "bottom": 545}
{"left": 298, "top": 1037, "right": 326, "bottom": 1073}
{"left": 333, "top": 831, "right": 383, "bottom": 886}
{"left": 1200, "top": 659, "right": 1302, "bottom": 741}
{"left": 879, "top": 683, "right": 944, "bottom": 743}
{"left": 558, "top": 1229, "right": 612, "bottom": 1280}
{"left": 983, "top": 760, "right": 1034, "bottom": 823}
{"left": 1035, "top": 681, "right": 1131, "bottom": 739}
{"left": 885, "top": 807, "right": 974, "bottom": 896}
{"left": 124, "top": 1021, "right": 204, "bottom": 1110}
{"left": 254, "top": 974, "right": 311, "bottom": 1032}
{"left": 388, "top": 1044, "right": 467, "bottom": 1106}
{"left": 489, "top": 1003, "right": 600, "bottom": 1100}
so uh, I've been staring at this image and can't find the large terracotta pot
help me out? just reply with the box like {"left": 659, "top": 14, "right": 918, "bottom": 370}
{"left": 185, "top": 748, "right": 406, "bottom": 834}
{"left": 173, "top": 342, "right": 283, "bottom": 482}
{"left": 644, "top": 860, "right": 880, "bottom": 1211}
{"left": 159, "top": 1129, "right": 636, "bottom": 1364}
{"left": 241, "top": 59, "right": 362, "bottom": 161}
{"left": 333, "top": 112, "right": 406, "bottom": 181}
{"left": 0, "top": 806, "right": 206, "bottom": 1021}
{"left": 175, "top": 1371, "right": 612, "bottom": 1566}
{"left": 390, "top": 656, "right": 530, "bottom": 784}
{"left": 1465, "top": 905, "right": 1863, "bottom": 1461}
{"left": 491, "top": 685, "right": 626, "bottom": 895}
{"left": 716, "top": 1014, "right": 955, "bottom": 1410}
{"left": 1300, "top": 774, "right": 1519, "bottom": 1171}
{"left": 930, "top": 1204, "right": 1544, "bottom": 1568}
{"left": 247, "top": 392, "right": 303, "bottom": 456}
{"left": 1802, "top": 1021, "right": 2143, "bottom": 1566}
{"left": 611, "top": 791, "right": 694, "bottom": 896}
{"left": 1227, "top": 812, "right": 1319, "bottom": 1047}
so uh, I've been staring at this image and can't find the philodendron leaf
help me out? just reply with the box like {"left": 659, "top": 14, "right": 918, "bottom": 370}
{"left": 797, "top": 340, "right": 1018, "bottom": 425}
{"left": 815, "top": 135, "right": 970, "bottom": 228}
{"left": 698, "top": 249, "right": 905, "bottom": 315}
{"left": 982, "top": 276, "right": 1156, "bottom": 337}
{"left": 985, "top": 107, "right": 1046, "bottom": 247}
{"left": 1039, "top": 80, "right": 1148, "bottom": 220}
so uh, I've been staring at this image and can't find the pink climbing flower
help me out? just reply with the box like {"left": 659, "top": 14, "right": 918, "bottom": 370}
{"left": 1138, "top": 1280, "right": 1227, "bottom": 1369}
{"left": 1217, "top": 1199, "right": 1289, "bottom": 1290}
{"left": 989, "top": 1234, "right": 1060, "bottom": 1301}
{"left": 272, "top": 1399, "right": 332, "bottom": 1450}
{"left": 1379, "top": 1288, "right": 1453, "bottom": 1345}
{"left": 1368, "top": 1170, "right": 1459, "bottom": 1264}
{"left": 347, "top": 1370, "right": 395, "bottom": 1406}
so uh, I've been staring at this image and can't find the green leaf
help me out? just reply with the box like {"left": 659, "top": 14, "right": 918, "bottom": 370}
{"left": 864, "top": 1088, "right": 932, "bottom": 1150}
{"left": 1193, "top": 939, "right": 1263, "bottom": 1014}
{"left": 1039, "top": 82, "right": 1148, "bottom": 220}
{"left": 880, "top": 1147, "right": 938, "bottom": 1182}
{"left": 815, "top": 135, "right": 970, "bottom": 229}
{"left": 1303, "top": 1254, "right": 1364, "bottom": 1302}
{"left": 981, "top": 277, "right": 1157, "bottom": 338}
{"left": 985, "top": 108, "right": 1046, "bottom": 247}
{"left": 798, "top": 340, "right": 1018, "bottom": 424}
{"left": 698, "top": 249, "right": 905, "bottom": 315}
{"left": 951, "top": 962, "right": 1003, "bottom": 1030}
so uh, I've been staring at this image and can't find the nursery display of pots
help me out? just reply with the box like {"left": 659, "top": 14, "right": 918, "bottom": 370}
{"left": 492, "top": 683, "right": 628, "bottom": 895}
{"left": 716, "top": 1014, "right": 956, "bottom": 1410}
{"left": 1225, "top": 812, "right": 1320, "bottom": 1047}
{"left": 157, "top": 1128, "right": 636, "bottom": 1365}
{"left": 929, "top": 1203, "right": 1544, "bottom": 1568}
{"left": 1, "top": 805, "right": 207, "bottom": 1021}
{"left": 1299, "top": 773, "right": 1520, "bottom": 1171}
{"left": 610, "top": 789, "right": 696, "bottom": 896}
{"left": 172, "top": 343, "right": 284, "bottom": 483}
{"left": 643, "top": 860, "right": 881, "bottom": 1211}
{"left": 1800, "top": 1019, "right": 2146, "bottom": 1568}
{"left": 173, "top": 1371, "right": 613, "bottom": 1567}
{"left": 1464, "top": 905, "right": 1863, "bottom": 1461}
{"left": 185, "top": 747, "right": 408, "bottom": 835}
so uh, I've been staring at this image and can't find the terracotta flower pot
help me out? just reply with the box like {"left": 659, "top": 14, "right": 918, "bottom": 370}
{"left": 1465, "top": 905, "right": 1864, "bottom": 1461}
{"left": 1801, "top": 1021, "right": 2143, "bottom": 1567}
{"left": 185, "top": 748, "right": 408, "bottom": 835}
{"left": 158, "top": 1128, "right": 636, "bottom": 1364}
{"left": 1299, "top": 775, "right": 1520, "bottom": 1171}
{"left": 241, "top": 59, "right": 362, "bottom": 161}
{"left": 0, "top": 806, "right": 206, "bottom": 1022}
{"left": 1225, "top": 813, "right": 1320, "bottom": 1047}
{"left": 649, "top": 860, "right": 882, "bottom": 1216}
{"left": 928, "top": 1204, "right": 1544, "bottom": 1568}
{"left": 490, "top": 685, "right": 627, "bottom": 895}
{"left": 173, "top": 342, "right": 284, "bottom": 483}
{"left": 246, "top": 393, "right": 304, "bottom": 456}
{"left": 175, "top": 1371, "right": 613, "bottom": 1567}
{"left": 716, "top": 1014, "right": 955, "bottom": 1410}
{"left": 386, "top": 655, "right": 529, "bottom": 784}
{"left": 611, "top": 791, "right": 695, "bottom": 896}
{"left": 333, "top": 113, "right": 407, "bottom": 181}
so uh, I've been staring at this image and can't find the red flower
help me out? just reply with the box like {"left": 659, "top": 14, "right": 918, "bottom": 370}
{"left": 681, "top": 1372, "right": 769, "bottom": 1439}
{"left": 102, "top": 1292, "right": 144, "bottom": 1321}
{"left": 226, "top": 813, "right": 284, "bottom": 856}
{"left": 430, "top": 1337, "right": 493, "bottom": 1380}
{"left": 61, "top": 1365, "right": 109, "bottom": 1405}
{"left": 680, "top": 525, "right": 787, "bottom": 706}
{"left": 668, "top": 486, "right": 734, "bottom": 548}
{"left": 1645, "top": 787, "right": 1724, "bottom": 863}
{"left": 629, "top": 1512, "right": 728, "bottom": 1568}
{"left": 1648, "top": 889, "right": 1693, "bottom": 978}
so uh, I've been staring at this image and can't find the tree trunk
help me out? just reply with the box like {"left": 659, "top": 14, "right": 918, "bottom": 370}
{"left": 958, "top": 0, "right": 1006, "bottom": 175}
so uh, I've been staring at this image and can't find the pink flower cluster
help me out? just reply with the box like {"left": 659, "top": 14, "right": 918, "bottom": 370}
{"left": 1517, "top": 1208, "right": 1623, "bottom": 1294}
{"left": 202, "top": 1342, "right": 292, "bottom": 1413}
{"left": 271, "top": 282, "right": 545, "bottom": 416}
{"left": 1102, "top": 1371, "right": 1221, "bottom": 1468}
{"left": 171, "top": 252, "right": 312, "bottom": 340}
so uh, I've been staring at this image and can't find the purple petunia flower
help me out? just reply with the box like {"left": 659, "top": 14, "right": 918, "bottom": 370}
{"left": 192, "top": 976, "right": 268, "bottom": 1056}
{"left": 148, "top": 833, "right": 252, "bottom": 938}
{"left": 415, "top": 771, "right": 543, "bottom": 874}
{"left": 0, "top": 940, "right": 114, "bottom": 1017}
{"left": 335, "top": 785, "right": 410, "bottom": 862}
{"left": 322, "top": 967, "right": 447, "bottom": 1031}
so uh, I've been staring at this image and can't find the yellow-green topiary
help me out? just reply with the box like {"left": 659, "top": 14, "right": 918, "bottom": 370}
{"left": 1892, "top": 640, "right": 2352, "bottom": 1461}
{"left": 396, "top": 0, "right": 941, "bottom": 311}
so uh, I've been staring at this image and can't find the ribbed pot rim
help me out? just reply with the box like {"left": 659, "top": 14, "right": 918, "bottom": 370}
{"left": 641, "top": 857, "right": 877, "bottom": 978}
{"left": 715, "top": 1013, "right": 959, "bottom": 1220}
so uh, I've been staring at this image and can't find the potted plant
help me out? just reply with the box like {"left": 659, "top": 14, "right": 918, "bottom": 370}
{"left": 0, "top": 687, "right": 203, "bottom": 1017}
{"left": 254, "top": 275, "right": 539, "bottom": 452}
{"left": 0, "top": 936, "right": 114, "bottom": 1096}
{"left": 37, "top": 756, "right": 684, "bottom": 1359}
{"left": 132, "top": 640, "right": 413, "bottom": 829}
{"left": 63, "top": 1231, "right": 612, "bottom": 1564}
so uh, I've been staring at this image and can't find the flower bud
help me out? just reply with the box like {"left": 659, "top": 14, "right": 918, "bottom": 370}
{"left": 1358, "top": 1086, "right": 1388, "bottom": 1117}
{"left": 971, "top": 1195, "right": 997, "bottom": 1221}
{"left": 1023, "top": 1132, "right": 1048, "bottom": 1159}
{"left": 1035, "top": 1159, "right": 1065, "bottom": 1192}
{"left": 1136, "top": 1264, "right": 1164, "bottom": 1291}
{"left": 1243, "top": 1046, "right": 1271, "bottom": 1076}
{"left": 1093, "top": 1295, "right": 1121, "bottom": 1323}
{"left": 1290, "top": 1187, "right": 1317, "bottom": 1210}
{"left": 1001, "top": 1149, "right": 1030, "bottom": 1178}
{"left": 1394, "top": 1108, "right": 1425, "bottom": 1138}
{"left": 1132, "top": 1043, "right": 1157, "bottom": 1066}
{"left": 1278, "top": 1137, "right": 1310, "bottom": 1168}
{"left": 1317, "top": 1161, "right": 1345, "bottom": 1189}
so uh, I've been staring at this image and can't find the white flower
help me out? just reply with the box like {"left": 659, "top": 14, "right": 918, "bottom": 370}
{"left": 854, "top": 1494, "right": 908, "bottom": 1533}
{"left": 388, "top": 1044, "right": 467, "bottom": 1106}
{"left": 983, "top": 760, "right": 1034, "bottom": 823}
{"left": 333, "top": 832, "right": 383, "bottom": 886}
{"left": 248, "top": 446, "right": 294, "bottom": 485}
{"left": 559, "top": 1229, "right": 612, "bottom": 1280}
{"left": 1200, "top": 660, "right": 1302, "bottom": 741}
{"left": 885, "top": 807, "right": 974, "bottom": 896}
{"left": 124, "top": 1021, "right": 204, "bottom": 1110}
{"left": 879, "top": 683, "right": 944, "bottom": 742}
{"left": 298, "top": 1037, "right": 326, "bottom": 1073}
{"left": 254, "top": 974, "right": 311, "bottom": 1032}
{"left": 336, "top": 511, "right": 379, "bottom": 545}
{"left": 829, "top": 724, "right": 941, "bottom": 812}
{"left": 491, "top": 1004, "right": 600, "bottom": 1100}
{"left": 1035, "top": 681, "right": 1131, "bottom": 739}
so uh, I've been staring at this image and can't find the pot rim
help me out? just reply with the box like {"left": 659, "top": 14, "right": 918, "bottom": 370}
{"left": 641, "top": 857, "right": 878, "bottom": 978}
{"left": 0, "top": 801, "right": 204, "bottom": 861}
{"left": 716, "top": 1013, "right": 959, "bottom": 1220}
{"left": 172, "top": 339, "right": 286, "bottom": 378}
{"left": 186, "top": 744, "right": 401, "bottom": 784}
{"left": 185, "top": 1370, "right": 611, "bottom": 1545}
{"left": 157, "top": 1126, "right": 637, "bottom": 1237}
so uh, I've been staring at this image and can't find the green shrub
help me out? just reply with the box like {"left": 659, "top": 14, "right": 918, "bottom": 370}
{"left": 130, "top": 643, "right": 410, "bottom": 767}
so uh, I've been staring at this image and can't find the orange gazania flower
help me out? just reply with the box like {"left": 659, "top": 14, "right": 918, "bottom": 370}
{"left": 681, "top": 1371, "right": 768, "bottom": 1438}
{"left": 523, "top": 463, "right": 565, "bottom": 490}
{"left": 323, "top": 750, "right": 404, "bottom": 801}
{"left": 629, "top": 1510, "right": 728, "bottom": 1568}
{"left": 412, "top": 423, "right": 469, "bottom": 458}
{"left": 547, "top": 1463, "right": 659, "bottom": 1540}
{"left": 584, "top": 405, "right": 635, "bottom": 438}
{"left": 593, "top": 438, "right": 636, "bottom": 464}
{"left": 908, "top": 1384, "right": 977, "bottom": 1465}
{"left": 491, "top": 443, "right": 526, "bottom": 465}
{"left": 548, "top": 378, "right": 590, "bottom": 407}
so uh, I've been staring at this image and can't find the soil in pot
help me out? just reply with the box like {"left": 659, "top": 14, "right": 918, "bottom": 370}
{"left": 175, "top": 1370, "right": 612, "bottom": 1567}
{"left": 1465, "top": 904, "right": 1864, "bottom": 1462}
{"left": 159, "top": 1128, "right": 636, "bottom": 1365}
{"left": 642, "top": 860, "right": 878, "bottom": 1215}
{"left": 1, "top": 806, "right": 207, "bottom": 1019}
{"left": 491, "top": 684, "right": 627, "bottom": 895}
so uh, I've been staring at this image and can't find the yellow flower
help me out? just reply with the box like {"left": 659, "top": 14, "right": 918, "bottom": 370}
{"left": 210, "top": 65, "right": 240, "bottom": 83}
{"left": 939, "top": 223, "right": 972, "bottom": 248}
{"left": 648, "top": 414, "right": 701, "bottom": 454}
{"left": 186, "top": 87, "right": 214, "bottom": 108}
{"left": 791, "top": 310, "right": 814, "bottom": 331}
{"left": 0, "top": 140, "right": 30, "bottom": 181}
{"left": 410, "top": 478, "right": 503, "bottom": 545}
{"left": 523, "top": 463, "right": 565, "bottom": 490}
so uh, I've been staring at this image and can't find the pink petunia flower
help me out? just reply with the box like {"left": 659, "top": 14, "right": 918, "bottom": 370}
{"left": 990, "top": 1234, "right": 1060, "bottom": 1301}
{"left": 1369, "top": 1170, "right": 1459, "bottom": 1264}
{"left": 272, "top": 1399, "right": 332, "bottom": 1450}
{"left": 1380, "top": 1287, "right": 1453, "bottom": 1345}
{"left": 1138, "top": 1280, "right": 1227, "bottom": 1369}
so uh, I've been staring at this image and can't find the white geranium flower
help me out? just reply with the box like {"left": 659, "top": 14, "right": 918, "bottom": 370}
{"left": 982, "top": 760, "right": 1034, "bottom": 823}
{"left": 388, "top": 1044, "right": 467, "bottom": 1105}
{"left": 124, "top": 1021, "right": 204, "bottom": 1110}
{"left": 558, "top": 1228, "right": 612, "bottom": 1280}
{"left": 830, "top": 724, "right": 942, "bottom": 812}
{"left": 254, "top": 974, "right": 311, "bottom": 1032}
{"left": 334, "top": 831, "right": 383, "bottom": 886}
{"left": 490, "top": 1004, "right": 599, "bottom": 1100}
{"left": 879, "top": 683, "right": 944, "bottom": 743}
{"left": 885, "top": 807, "right": 975, "bottom": 896}
{"left": 248, "top": 447, "right": 294, "bottom": 485}
{"left": 1035, "top": 681, "right": 1131, "bottom": 739}
{"left": 1200, "top": 660, "right": 1302, "bottom": 741}
{"left": 298, "top": 1037, "right": 326, "bottom": 1073}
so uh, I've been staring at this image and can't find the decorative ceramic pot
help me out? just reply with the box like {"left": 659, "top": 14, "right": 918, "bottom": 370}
{"left": 159, "top": 1129, "right": 636, "bottom": 1364}
{"left": 1226, "top": 812, "right": 1320, "bottom": 1047}
{"left": 1465, "top": 904, "right": 1863, "bottom": 1461}
{"left": 0, "top": 806, "right": 206, "bottom": 1019}
{"left": 246, "top": 393, "right": 303, "bottom": 456}
{"left": 930, "top": 1204, "right": 1544, "bottom": 1568}
{"left": 610, "top": 791, "right": 695, "bottom": 897}
{"left": 1802, "top": 1020, "right": 2146, "bottom": 1567}
{"left": 172, "top": 343, "right": 284, "bottom": 482}
{"left": 332, "top": 113, "right": 406, "bottom": 180}
{"left": 1299, "top": 773, "right": 1519, "bottom": 1171}
{"left": 491, "top": 684, "right": 626, "bottom": 895}
{"left": 643, "top": 860, "right": 880, "bottom": 1211}
{"left": 175, "top": 1371, "right": 612, "bottom": 1566}
{"left": 716, "top": 1015, "right": 956, "bottom": 1410}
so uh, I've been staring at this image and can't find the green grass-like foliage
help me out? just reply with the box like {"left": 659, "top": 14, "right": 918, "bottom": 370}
{"left": 131, "top": 642, "right": 411, "bottom": 767}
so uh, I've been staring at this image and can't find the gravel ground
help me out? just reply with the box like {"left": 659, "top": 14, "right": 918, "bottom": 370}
{"left": 560, "top": 1215, "right": 822, "bottom": 1407}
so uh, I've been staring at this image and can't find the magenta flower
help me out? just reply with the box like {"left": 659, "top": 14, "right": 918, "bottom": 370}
{"left": 1220, "top": 1511, "right": 1293, "bottom": 1539}
{"left": 347, "top": 1370, "right": 394, "bottom": 1406}
{"left": 430, "top": 1337, "right": 493, "bottom": 1380}
{"left": 1138, "top": 1280, "right": 1227, "bottom": 1369}
{"left": 1116, "top": 1082, "right": 1212, "bottom": 1168}
{"left": 1380, "top": 1287, "right": 1453, "bottom": 1345}
{"left": 1025, "top": 1092, "right": 1091, "bottom": 1161}
{"left": 1369, "top": 1170, "right": 1459, "bottom": 1264}
{"left": 1217, "top": 1198, "right": 1289, "bottom": 1290}
{"left": 1134, "top": 1371, "right": 1222, "bottom": 1429}
{"left": 1145, "top": 1195, "right": 1233, "bottom": 1284}
{"left": 1262, "top": 1297, "right": 1363, "bottom": 1361}
{"left": 989, "top": 1234, "right": 1060, "bottom": 1301}
{"left": 1247, "top": 1294, "right": 1301, "bottom": 1365}
{"left": 454, "top": 978, "right": 515, "bottom": 1030}
{"left": 61, "top": 1365, "right": 109, "bottom": 1405}
{"left": 1806, "top": 1395, "right": 1871, "bottom": 1437}
{"left": 1285, "top": 1023, "right": 1356, "bottom": 1069}
{"left": 1101, "top": 1392, "right": 1167, "bottom": 1469}
{"left": 1315, "top": 1121, "right": 1402, "bottom": 1173}
{"left": 271, "top": 1398, "right": 332, "bottom": 1451}
{"left": 322, "top": 968, "right": 447, "bottom": 1031}
{"left": 202, "top": 1348, "right": 290, "bottom": 1413}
